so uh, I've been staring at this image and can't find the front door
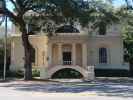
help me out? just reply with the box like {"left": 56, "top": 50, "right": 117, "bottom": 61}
{"left": 63, "top": 52, "right": 72, "bottom": 65}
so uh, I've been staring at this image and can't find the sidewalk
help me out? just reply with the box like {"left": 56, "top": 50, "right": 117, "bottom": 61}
{"left": 0, "top": 77, "right": 133, "bottom": 98}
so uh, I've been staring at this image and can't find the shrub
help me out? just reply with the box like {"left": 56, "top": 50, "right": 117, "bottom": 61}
{"left": 52, "top": 68, "right": 83, "bottom": 79}
{"left": 32, "top": 69, "right": 40, "bottom": 77}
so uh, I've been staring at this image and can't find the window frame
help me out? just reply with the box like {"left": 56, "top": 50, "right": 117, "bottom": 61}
{"left": 99, "top": 47, "right": 108, "bottom": 64}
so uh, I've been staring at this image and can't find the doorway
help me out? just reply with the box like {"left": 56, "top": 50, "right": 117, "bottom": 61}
{"left": 63, "top": 52, "right": 72, "bottom": 65}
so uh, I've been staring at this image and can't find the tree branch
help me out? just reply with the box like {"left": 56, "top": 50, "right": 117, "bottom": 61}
{"left": 9, "top": 0, "right": 20, "bottom": 12}
{"left": 4, "top": 8, "right": 20, "bottom": 25}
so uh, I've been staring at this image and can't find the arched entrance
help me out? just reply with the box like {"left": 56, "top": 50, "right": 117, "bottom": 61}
{"left": 51, "top": 68, "right": 83, "bottom": 79}
{"left": 47, "top": 65, "right": 89, "bottom": 79}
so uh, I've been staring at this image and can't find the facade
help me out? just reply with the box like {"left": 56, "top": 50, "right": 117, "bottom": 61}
{"left": 10, "top": 24, "right": 129, "bottom": 80}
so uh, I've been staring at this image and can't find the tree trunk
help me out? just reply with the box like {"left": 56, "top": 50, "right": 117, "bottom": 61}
{"left": 21, "top": 30, "right": 33, "bottom": 80}
{"left": 16, "top": 17, "right": 34, "bottom": 80}
{"left": 22, "top": 34, "right": 31, "bottom": 80}
{"left": 22, "top": 34, "right": 33, "bottom": 80}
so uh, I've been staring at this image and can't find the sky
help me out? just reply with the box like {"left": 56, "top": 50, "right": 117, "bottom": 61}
{"left": 113, "top": 0, "right": 126, "bottom": 6}
{"left": 6, "top": 0, "right": 127, "bottom": 10}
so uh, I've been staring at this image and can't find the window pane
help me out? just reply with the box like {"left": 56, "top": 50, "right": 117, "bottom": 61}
{"left": 99, "top": 48, "right": 107, "bottom": 64}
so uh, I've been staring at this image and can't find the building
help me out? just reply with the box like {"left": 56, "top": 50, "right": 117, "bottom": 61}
{"left": 10, "top": 24, "right": 129, "bottom": 80}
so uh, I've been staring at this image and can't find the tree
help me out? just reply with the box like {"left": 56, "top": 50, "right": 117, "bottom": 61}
{"left": 122, "top": 9, "right": 133, "bottom": 75}
{"left": 0, "top": 0, "right": 89, "bottom": 80}
{"left": 116, "top": 2, "right": 133, "bottom": 75}
{"left": 125, "top": 0, "right": 133, "bottom": 9}
{"left": 29, "top": 0, "right": 120, "bottom": 35}
{"left": 0, "top": 0, "right": 120, "bottom": 80}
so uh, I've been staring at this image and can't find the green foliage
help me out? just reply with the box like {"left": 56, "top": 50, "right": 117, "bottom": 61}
{"left": 7, "top": 70, "right": 24, "bottom": 78}
{"left": 0, "top": 38, "right": 10, "bottom": 71}
{"left": 95, "top": 69, "right": 129, "bottom": 77}
{"left": 32, "top": 69, "right": 40, "bottom": 77}
{"left": 22, "top": 0, "right": 120, "bottom": 34}
{"left": 5, "top": 69, "right": 40, "bottom": 78}
{"left": 7, "top": 0, "right": 121, "bottom": 34}
{"left": 122, "top": 10, "right": 133, "bottom": 62}
{"left": 52, "top": 68, "right": 83, "bottom": 79}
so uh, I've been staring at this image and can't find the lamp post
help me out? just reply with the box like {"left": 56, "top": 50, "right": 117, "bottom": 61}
{"left": 0, "top": 0, "right": 7, "bottom": 81}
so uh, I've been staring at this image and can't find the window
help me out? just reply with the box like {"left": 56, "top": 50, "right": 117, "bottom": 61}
{"left": 63, "top": 52, "right": 72, "bottom": 65}
{"left": 31, "top": 47, "right": 35, "bottom": 63}
{"left": 99, "top": 22, "right": 107, "bottom": 35}
{"left": 99, "top": 48, "right": 107, "bottom": 64}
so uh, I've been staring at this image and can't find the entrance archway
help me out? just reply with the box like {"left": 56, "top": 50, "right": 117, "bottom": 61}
{"left": 51, "top": 68, "right": 83, "bottom": 79}
{"left": 47, "top": 65, "right": 88, "bottom": 79}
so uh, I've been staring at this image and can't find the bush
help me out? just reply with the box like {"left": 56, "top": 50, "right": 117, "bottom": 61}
{"left": 0, "top": 70, "right": 24, "bottom": 78}
{"left": 6, "top": 69, "right": 40, "bottom": 78}
{"left": 7, "top": 70, "right": 24, "bottom": 78}
{"left": 0, "top": 38, "right": 11, "bottom": 72}
{"left": 95, "top": 69, "right": 130, "bottom": 77}
{"left": 51, "top": 68, "right": 83, "bottom": 79}
{"left": 32, "top": 69, "right": 40, "bottom": 77}
{"left": 0, "top": 48, "right": 10, "bottom": 72}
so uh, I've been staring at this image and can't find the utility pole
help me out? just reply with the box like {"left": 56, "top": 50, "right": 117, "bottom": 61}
{"left": 3, "top": 15, "right": 7, "bottom": 80}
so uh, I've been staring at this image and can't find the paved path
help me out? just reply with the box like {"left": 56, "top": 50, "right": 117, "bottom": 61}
{"left": 0, "top": 78, "right": 133, "bottom": 100}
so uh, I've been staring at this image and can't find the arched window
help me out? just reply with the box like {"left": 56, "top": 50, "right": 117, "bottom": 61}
{"left": 99, "top": 48, "right": 107, "bottom": 64}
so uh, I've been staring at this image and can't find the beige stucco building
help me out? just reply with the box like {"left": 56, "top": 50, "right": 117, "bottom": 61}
{"left": 10, "top": 24, "right": 129, "bottom": 80}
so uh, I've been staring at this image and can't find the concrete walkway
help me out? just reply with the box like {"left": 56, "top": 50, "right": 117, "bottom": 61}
{"left": 0, "top": 77, "right": 133, "bottom": 100}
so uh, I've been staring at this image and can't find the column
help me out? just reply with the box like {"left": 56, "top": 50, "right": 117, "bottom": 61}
{"left": 40, "top": 42, "right": 52, "bottom": 80}
{"left": 10, "top": 41, "right": 15, "bottom": 71}
{"left": 58, "top": 43, "right": 62, "bottom": 65}
{"left": 48, "top": 43, "right": 52, "bottom": 67}
{"left": 82, "top": 43, "right": 88, "bottom": 68}
{"left": 11, "top": 41, "right": 15, "bottom": 64}
{"left": 72, "top": 43, "right": 76, "bottom": 65}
